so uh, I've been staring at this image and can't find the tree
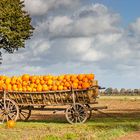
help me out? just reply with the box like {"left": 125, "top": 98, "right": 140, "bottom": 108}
{"left": 104, "top": 87, "right": 113, "bottom": 95}
{"left": 0, "top": 0, "right": 34, "bottom": 63}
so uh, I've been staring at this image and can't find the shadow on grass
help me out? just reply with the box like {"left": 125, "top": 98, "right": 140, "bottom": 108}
{"left": 17, "top": 111, "right": 140, "bottom": 126}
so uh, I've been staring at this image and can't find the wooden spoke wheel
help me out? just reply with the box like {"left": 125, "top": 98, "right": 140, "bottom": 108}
{"left": 84, "top": 104, "right": 92, "bottom": 120}
{"left": 65, "top": 103, "right": 88, "bottom": 124}
{"left": 0, "top": 99, "right": 19, "bottom": 123}
{"left": 19, "top": 107, "right": 32, "bottom": 121}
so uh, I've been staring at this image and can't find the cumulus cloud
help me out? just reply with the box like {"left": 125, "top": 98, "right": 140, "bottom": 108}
{"left": 24, "top": 0, "right": 80, "bottom": 16}
{"left": 1, "top": 1, "right": 140, "bottom": 88}
{"left": 35, "top": 4, "right": 121, "bottom": 39}
{"left": 129, "top": 18, "right": 140, "bottom": 35}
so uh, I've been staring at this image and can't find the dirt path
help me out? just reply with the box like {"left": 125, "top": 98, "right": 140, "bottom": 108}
{"left": 28, "top": 98, "right": 140, "bottom": 121}
{"left": 115, "top": 131, "right": 140, "bottom": 140}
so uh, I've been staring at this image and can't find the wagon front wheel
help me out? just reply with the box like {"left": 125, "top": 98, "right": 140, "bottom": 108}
{"left": 0, "top": 99, "right": 19, "bottom": 123}
{"left": 19, "top": 108, "right": 31, "bottom": 121}
{"left": 85, "top": 104, "right": 92, "bottom": 120}
{"left": 65, "top": 103, "right": 88, "bottom": 124}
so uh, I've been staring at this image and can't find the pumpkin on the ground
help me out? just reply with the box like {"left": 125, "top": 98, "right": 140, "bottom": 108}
{"left": 6, "top": 120, "right": 16, "bottom": 128}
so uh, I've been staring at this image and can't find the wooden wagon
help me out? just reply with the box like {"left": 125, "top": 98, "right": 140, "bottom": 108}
{"left": 0, "top": 85, "right": 106, "bottom": 124}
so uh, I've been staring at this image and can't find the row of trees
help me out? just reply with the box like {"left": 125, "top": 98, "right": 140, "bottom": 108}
{"left": 101, "top": 88, "right": 140, "bottom": 95}
{"left": 0, "top": 0, "right": 34, "bottom": 63}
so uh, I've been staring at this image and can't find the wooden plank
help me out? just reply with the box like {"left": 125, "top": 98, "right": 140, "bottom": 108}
{"left": 12, "top": 93, "right": 18, "bottom": 103}
{"left": 81, "top": 91, "right": 85, "bottom": 102}
{"left": 16, "top": 103, "right": 71, "bottom": 106}
{"left": 48, "top": 93, "right": 52, "bottom": 104}
{"left": 7, "top": 88, "right": 90, "bottom": 94}
{"left": 91, "top": 106, "right": 107, "bottom": 110}
{"left": 53, "top": 93, "right": 58, "bottom": 104}
{"left": 24, "top": 93, "right": 29, "bottom": 103}
{"left": 59, "top": 92, "right": 63, "bottom": 104}
{"left": 42, "top": 94, "right": 47, "bottom": 104}
{"left": 30, "top": 93, "right": 34, "bottom": 104}
{"left": 16, "top": 92, "right": 22, "bottom": 103}
{"left": 19, "top": 94, "right": 24, "bottom": 104}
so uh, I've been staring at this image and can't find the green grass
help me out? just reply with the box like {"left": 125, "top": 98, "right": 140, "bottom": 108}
{"left": 0, "top": 117, "right": 139, "bottom": 140}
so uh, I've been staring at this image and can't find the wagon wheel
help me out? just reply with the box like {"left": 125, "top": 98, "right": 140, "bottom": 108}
{"left": 19, "top": 109, "right": 31, "bottom": 121}
{"left": 65, "top": 103, "right": 88, "bottom": 124}
{"left": 84, "top": 104, "right": 92, "bottom": 120}
{"left": 0, "top": 99, "right": 19, "bottom": 123}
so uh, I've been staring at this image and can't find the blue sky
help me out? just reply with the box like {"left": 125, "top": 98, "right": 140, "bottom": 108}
{"left": 1, "top": 0, "right": 140, "bottom": 88}
{"left": 91, "top": 0, "right": 140, "bottom": 25}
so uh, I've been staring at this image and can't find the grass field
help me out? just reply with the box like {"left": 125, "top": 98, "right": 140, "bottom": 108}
{"left": 0, "top": 117, "right": 139, "bottom": 140}
{"left": 0, "top": 96, "right": 140, "bottom": 140}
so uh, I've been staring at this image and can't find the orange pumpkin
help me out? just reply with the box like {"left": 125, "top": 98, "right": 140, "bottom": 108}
{"left": 18, "top": 87, "right": 23, "bottom": 92}
{"left": 47, "top": 79, "right": 53, "bottom": 85}
{"left": 11, "top": 77, "right": 17, "bottom": 85}
{"left": 42, "top": 85, "right": 49, "bottom": 91}
{"left": 5, "top": 84, "right": 12, "bottom": 91}
{"left": 82, "top": 77, "right": 88, "bottom": 82}
{"left": 77, "top": 74, "right": 85, "bottom": 81}
{"left": 63, "top": 86, "right": 68, "bottom": 90}
{"left": 16, "top": 77, "right": 22, "bottom": 84}
{"left": 87, "top": 74, "right": 94, "bottom": 80}
{"left": 5, "top": 78, "right": 11, "bottom": 84}
{"left": 17, "top": 84, "right": 22, "bottom": 89}
{"left": 22, "top": 74, "right": 30, "bottom": 81}
{"left": 22, "top": 81, "right": 28, "bottom": 86}
{"left": 40, "top": 80, "right": 45, "bottom": 85}
{"left": 27, "top": 86, "right": 32, "bottom": 92}
{"left": 78, "top": 85, "right": 82, "bottom": 89}
{"left": 51, "top": 85, "right": 57, "bottom": 91}
{"left": 58, "top": 85, "right": 63, "bottom": 90}
{"left": 32, "top": 88, "right": 37, "bottom": 92}
{"left": 57, "top": 75, "right": 64, "bottom": 81}
{"left": 70, "top": 75, "right": 77, "bottom": 82}
{"left": 64, "top": 75, "right": 71, "bottom": 81}
{"left": 73, "top": 78, "right": 79, "bottom": 83}
{"left": 64, "top": 81, "right": 70, "bottom": 88}
{"left": 30, "top": 83, "right": 35, "bottom": 89}
{"left": 43, "top": 76, "right": 49, "bottom": 81}
{"left": 30, "top": 76, "right": 36, "bottom": 83}
{"left": 73, "top": 82, "right": 78, "bottom": 89}
{"left": 12, "top": 85, "right": 18, "bottom": 91}
{"left": 6, "top": 120, "right": 15, "bottom": 128}
{"left": 37, "top": 84, "right": 42, "bottom": 92}
{"left": 0, "top": 75, "right": 7, "bottom": 81}
{"left": 22, "top": 87, "right": 27, "bottom": 92}
{"left": 55, "top": 81, "right": 60, "bottom": 86}
{"left": 35, "top": 79, "right": 40, "bottom": 85}
{"left": 82, "top": 82, "right": 90, "bottom": 89}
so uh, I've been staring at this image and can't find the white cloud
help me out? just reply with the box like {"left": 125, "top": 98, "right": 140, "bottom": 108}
{"left": 129, "top": 18, "right": 140, "bottom": 35}
{"left": 24, "top": 0, "right": 80, "bottom": 16}
{"left": 34, "top": 4, "right": 121, "bottom": 39}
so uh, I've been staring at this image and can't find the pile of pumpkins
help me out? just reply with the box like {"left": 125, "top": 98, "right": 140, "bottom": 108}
{"left": 0, "top": 74, "right": 95, "bottom": 92}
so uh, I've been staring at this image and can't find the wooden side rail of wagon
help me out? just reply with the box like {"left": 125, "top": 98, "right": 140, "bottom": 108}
{"left": 0, "top": 86, "right": 107, "bottom": 124}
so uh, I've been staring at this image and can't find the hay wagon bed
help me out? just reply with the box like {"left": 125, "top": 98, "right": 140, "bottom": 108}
{"left": 0, "top": 86, "right": 106, "bottom": 124}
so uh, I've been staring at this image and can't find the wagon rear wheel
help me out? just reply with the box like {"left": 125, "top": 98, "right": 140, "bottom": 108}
{"left": 19, "top": 108, "right": 31, "bottom": 121}
{"left": 65, "top": 103, "right": 88, "bottom": 124}
{"left": 0, "top": 99, "right": 19, "bottom": 123}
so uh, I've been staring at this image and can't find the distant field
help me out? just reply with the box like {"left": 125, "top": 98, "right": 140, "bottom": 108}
{"left": 0, "top": 96, "right": 140, "bottom": 140}
{"left": 100, "top": 95, "right": 140, "bottom": 100}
